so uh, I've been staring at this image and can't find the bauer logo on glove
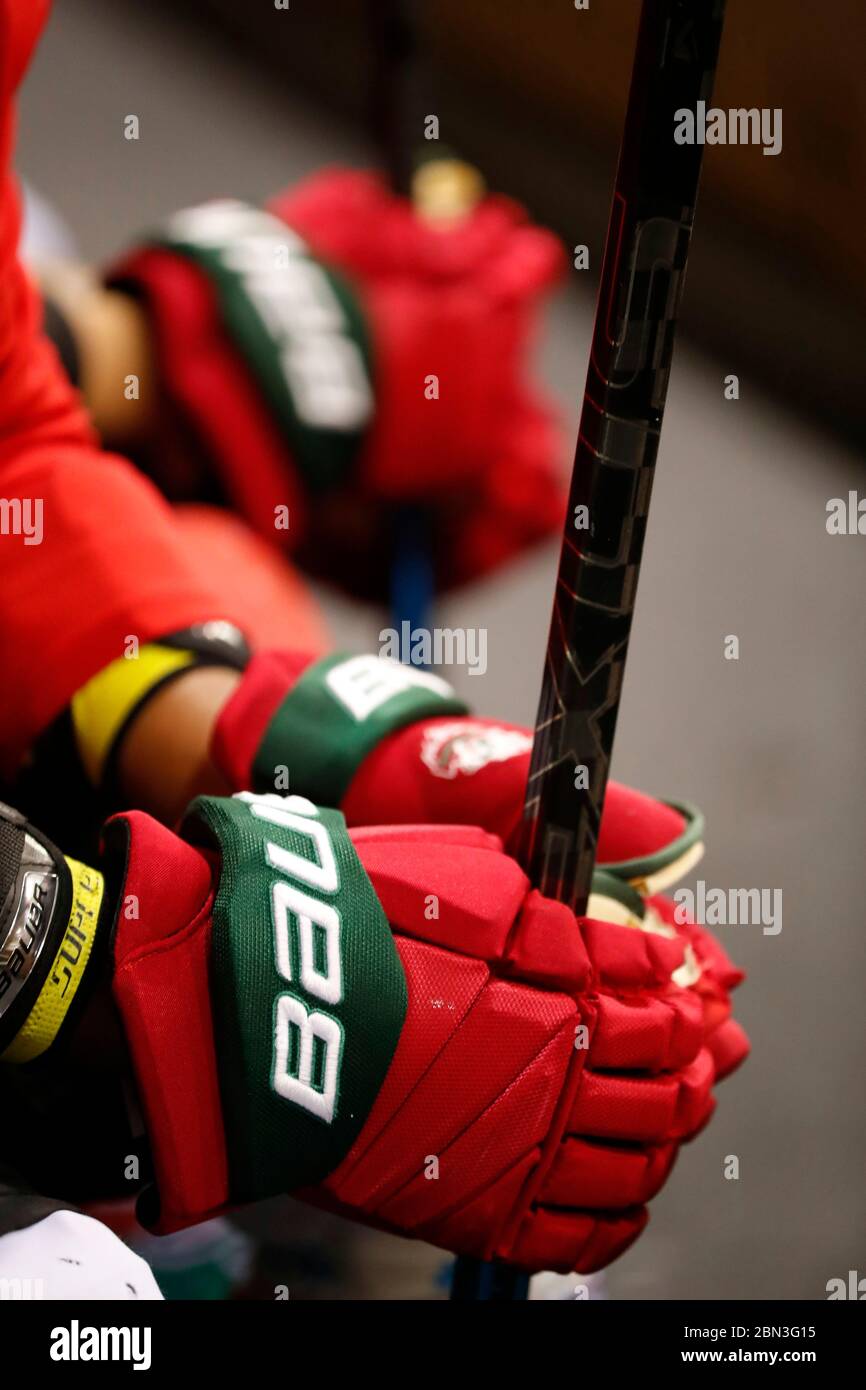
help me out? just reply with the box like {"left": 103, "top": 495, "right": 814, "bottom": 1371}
{"left": 95, "top": 786, "right": 747, "bottom": 1272}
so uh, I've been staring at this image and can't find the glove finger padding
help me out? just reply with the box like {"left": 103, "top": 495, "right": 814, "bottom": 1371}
{"left": 321, "top": 824, "right": 718, "bottom": 1270}
{"left": 108, "top": 798, "right": 725, "bottom": 1273}
{"left": 541, "top": 1138, "right": 679, "bottom": 1209}
{"left": 648, "top": 895, "right": 749, "bottom": 1080}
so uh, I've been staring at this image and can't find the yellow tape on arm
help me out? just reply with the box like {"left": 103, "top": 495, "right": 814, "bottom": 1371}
{"left": 71, "top": 645, "right": 195, "bottom": 784}
{"left": 1, "top": 858, "right": 105, "bottom": 1064}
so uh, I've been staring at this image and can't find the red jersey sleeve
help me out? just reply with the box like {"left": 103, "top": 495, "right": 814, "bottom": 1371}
{"left": 0, "top": 0, "right": 258, "bottom": 775}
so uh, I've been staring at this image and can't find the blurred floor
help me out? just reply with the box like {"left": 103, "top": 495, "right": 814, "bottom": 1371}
{"left": 16, "top": 0, "right": 866, "bottom": 1300}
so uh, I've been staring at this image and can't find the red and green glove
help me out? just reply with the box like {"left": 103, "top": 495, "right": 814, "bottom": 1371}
{"left": 212, "top": 649, "right": 750, "bottom": 1083}
{"left": 106, "top": 169, "right": 567, "bottom": 594}
{"left": 101, "top": 791, "right": 728, "bottom": 1271}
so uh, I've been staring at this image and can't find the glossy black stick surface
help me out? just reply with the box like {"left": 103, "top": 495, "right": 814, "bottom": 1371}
{"left": 519, "top": 0, "right": 727, "bottom": 912}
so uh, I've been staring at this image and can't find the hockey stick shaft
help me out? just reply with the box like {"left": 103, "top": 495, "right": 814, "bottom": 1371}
{"left": 368, "top": 0, "right": 425, "bottom": 197}
{"left": 520, "top": 0, "right": 727, "bottom": 908}
{"left": 454, "top": 0, "right": 727, "bottom": 1301}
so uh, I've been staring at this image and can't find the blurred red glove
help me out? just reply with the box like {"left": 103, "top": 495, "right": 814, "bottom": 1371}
{"left": 107, "top": 169, "right": 567, "bottom": 594}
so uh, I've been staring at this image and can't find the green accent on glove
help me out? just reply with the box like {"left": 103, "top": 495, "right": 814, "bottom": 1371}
{"left": 186, "top": 792, "right": 407, "bottom": 1199}
{"left": 589, "top": 869, "right": 648, "bottom": 921}
{"left": 151, "top": 200, "right": 375, "bottom": 494}
{"left": 603, "top": 800, "right": 705, "bottom": 885}
{"left": 253, "top": 652, "right": 469, "bottom": 806}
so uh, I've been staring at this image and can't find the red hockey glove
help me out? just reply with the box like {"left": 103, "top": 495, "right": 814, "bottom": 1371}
{"left": 103, "top": 792, "right": 724, "bottom": 1271}
{"left": 107, "top": 170, "right": 566, "bottom": 592}
{"left": 212, "top": 650, "right": 749, "bottom": 1082}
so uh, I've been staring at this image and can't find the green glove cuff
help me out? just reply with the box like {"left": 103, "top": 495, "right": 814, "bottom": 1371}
{"left": 184, "top": 792, "right": 407, "bottom": 1199}
{"left": 253, "top": 652, "right": 469, "bottom": 805}
{"left": 149, "top": 199, "right": 375, "bottom": 494}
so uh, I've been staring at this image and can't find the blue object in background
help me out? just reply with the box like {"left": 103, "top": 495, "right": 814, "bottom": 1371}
{"left": 390, "top": 505, "right": 434, "bottom": 666}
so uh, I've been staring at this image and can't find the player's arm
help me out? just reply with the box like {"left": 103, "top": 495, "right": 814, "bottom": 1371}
{"left": 0, "top": 795, "right": 741, "bottom": 1273}
{"left": 0, "top": 1, "right": 286, "bottom": 810}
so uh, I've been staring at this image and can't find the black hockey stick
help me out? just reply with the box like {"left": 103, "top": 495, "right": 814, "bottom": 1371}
{"left": 451, "top": 0, "right": 728, "bottom": 1302}
{"left": 367, "top": 0, "right": 424, "bottom": 198}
